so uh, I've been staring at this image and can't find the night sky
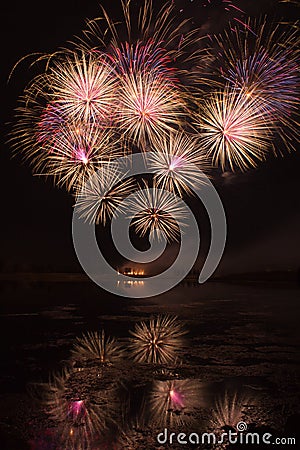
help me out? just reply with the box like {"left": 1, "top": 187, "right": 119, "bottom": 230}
{"left": 1, "top": 0, "right": 299, "bottom": 275}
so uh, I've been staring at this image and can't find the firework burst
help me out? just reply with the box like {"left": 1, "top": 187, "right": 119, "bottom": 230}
{"left": 11, "top": 96, "right": 121, "bottom": 192}
{"left": 39, "top": 121, "right": 120, "bottom": 192}
{"left": 195, "top": 86, "right": 273, "bottom": 171}
{"left": 44, "top": 368, "right": 73, "bottom": 422}
{"left": 75, "top": 164, "right": 135, "bottom": 225}
{"left": 129, "top": 315, "right": 187, "bottom": 364}
{"left": 117, "top": 70, "right": 186, "bottom": 147}
{"left": 148, "top": 131, "right": 209, "bottom": 196}
{"left": 128, "top": 181, "right": 187, "bottom": 242}
{"left": 47, "top": 51, "right": 118, "bottom": 125}
{"left": 10, "top": 51, "right": 117, "bottom": 167}
{"left": 72, "top": 330, "right": 124, "bottom": 363}
{"left": 214, "top": 19, "right": 300, "bottom": 152}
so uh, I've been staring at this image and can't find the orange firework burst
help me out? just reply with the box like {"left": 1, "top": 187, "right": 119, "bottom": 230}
{"left": 211, "top": 390, "right": 256, "bottom": 431}
{"left": 72, "top": 329, "right": 124, "bottom": 363}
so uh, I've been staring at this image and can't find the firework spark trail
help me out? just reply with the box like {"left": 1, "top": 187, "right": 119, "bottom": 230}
{"left": 278, "top": 0, "right": 300, "bottom": 4}
{"left": 10, "top": 96, "right": 48, "bottom": 169}
{"left": 148, "top": 131, "right": 209, "bottom": 196}
{"left": 203, "top": 0, "right": 243, "bottom": 12}
{"left": 79, "top": 0, "right": 207, "bottom": 80}
{"left": 201, "top": 0, "right": 248, "bottom": 29}
{"left": 9, "top": 64, "right": 62, "bottom": 164}
{"left": 37, "top": 102, "right": 69, "bottom": 147}
{"left": 106, "top": 40, "right": 177, "bottom": 81}
{"left": 195, "top": 86, "right": 273, "bottom": 171}
{"left": 214, "top": 19, "right": 300, "bottom": 152}
{"left": 128, "top": 182, "right": 187, "bottom": 242}
{"left": 75, "top": 164, "right": 135, "bottom": 225}
{"left": 129, "top": 315, "right": 187, "bottom": 364}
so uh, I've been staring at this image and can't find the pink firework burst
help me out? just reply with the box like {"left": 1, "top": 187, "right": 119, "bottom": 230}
{"left": 39, "top": 121, "right": 120, "bottom": 192}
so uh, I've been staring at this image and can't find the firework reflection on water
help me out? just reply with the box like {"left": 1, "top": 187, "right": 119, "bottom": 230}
{"left": 129, "top": 314, "right": 187, "bottom": 364}
{"left": 149, "top": 378, "right": 200, "bottom": 427}
{"left": 72, "top": 330, "right": 124, "bottom": 364}
{"left": 41, "top": 367, "right": 119, "bottom": 449}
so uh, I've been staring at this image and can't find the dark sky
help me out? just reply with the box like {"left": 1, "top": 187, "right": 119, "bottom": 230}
{"left": 1, "top": 0, "right": 299, "bottom": 274}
